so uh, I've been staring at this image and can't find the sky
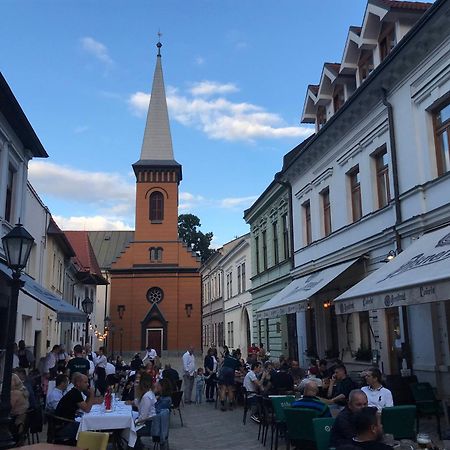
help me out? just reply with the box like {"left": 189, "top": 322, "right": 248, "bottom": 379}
{"left": 1, "top": 1, "right": 368, "bottom": 247}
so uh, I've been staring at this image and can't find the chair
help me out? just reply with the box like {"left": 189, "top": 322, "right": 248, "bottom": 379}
{"left": 385, "top": 375, "right": 417, "bottom": 405}
{"left": 410, "top": 382, "right": 442, "bottom": 438}
{"left": 284, "top": 407, "right": 319, "bottom": 450}
{"left": 270, "top": 395, "right": 295, "bottom": 450}
{"left": 44, "top": 411, "right": 76, "bottom": 445}
{"left": 313, "top": 417, "right": 335, "bottom": 450}
{"left": 381, "top": 405, "right": 416, "bottom": 440}
{"left": 77, "top": 431, "right": 109, "bottom": 450}
{"left": 171, "top": 390, "right": 184, "bottom": 426}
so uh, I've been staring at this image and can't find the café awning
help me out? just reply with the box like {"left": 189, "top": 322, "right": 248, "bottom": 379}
{"left": 256, "top": 258, "right": 360, "bottom": 319}
{"left": 334, "top": 224, "right": 450, "bottom": 315}
{"left": 0, "top": 261, "right": 86, "bottom": 323}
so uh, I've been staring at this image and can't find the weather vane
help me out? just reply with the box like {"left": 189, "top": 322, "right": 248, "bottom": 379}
{"left": 157, "top": 30, "right": 162, "bottom": 56}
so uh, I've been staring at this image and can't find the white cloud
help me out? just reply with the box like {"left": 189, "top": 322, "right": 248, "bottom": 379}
{"left": 195, "top": 56, "right": 205, "bottom": 66}
{"left": 80, "top": 37, "right": 113, "bottom": 65}
{"left": 74, "top": 125, "right": 89, "bottom": 134}
{"left": 128, "top": 85, "right": 313, "bottom": 142}
{"left": 54, "top": 215, "right": 133, "bottom": 231}
{"left": 189, "top": 81, "right": 239, "bottom": 97}
{"left": 219, "top": 196, "right": 258, "bottom": 209}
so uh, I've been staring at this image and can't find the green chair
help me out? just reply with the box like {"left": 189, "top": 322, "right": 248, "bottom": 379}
{"left": 313, "top": 417, "right": 335, "bottom": 450}
{"left": 381, "top": 405, "right": 416, "bottom": 440}
{"left": 410, "top": 382, "right": 442, "bottom": 438}
{"left": 270, "top": 395, "right": 295, "bottom": 450}
{"left": 284, "top": 407, "right": 319, "bottom": 450}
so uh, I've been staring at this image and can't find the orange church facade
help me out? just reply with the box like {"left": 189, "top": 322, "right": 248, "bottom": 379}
{"left": 108, "top": 45, "right": 201, "bottom": 355}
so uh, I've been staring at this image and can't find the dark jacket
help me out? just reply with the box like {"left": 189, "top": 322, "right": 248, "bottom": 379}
{"left": 330, "top": 407, "right": 356, "bottom": 448}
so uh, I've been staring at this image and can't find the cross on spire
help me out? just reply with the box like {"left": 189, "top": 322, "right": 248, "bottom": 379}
{"left": 157, "top": 31, "right": 162, "bottom": 56}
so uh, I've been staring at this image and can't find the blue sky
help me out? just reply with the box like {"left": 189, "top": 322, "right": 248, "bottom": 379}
{"left": 1, "top": 1, "right": 367, "bottom": 247}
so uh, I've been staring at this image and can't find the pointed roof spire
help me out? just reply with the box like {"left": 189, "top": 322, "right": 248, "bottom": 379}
{"left": 139, "top": 35, "right": 174, "bottom": 162}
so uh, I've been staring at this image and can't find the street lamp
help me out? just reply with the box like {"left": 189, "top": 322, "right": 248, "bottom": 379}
{"left": 0, "top": 223, "right": 34, "bottom": 449}
{"left": 81, "top": 296, "right": 94, "bottom": 346}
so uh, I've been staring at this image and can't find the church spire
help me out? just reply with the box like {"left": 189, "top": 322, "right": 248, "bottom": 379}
{"left": 139, "top": 38, "right": 174, "bottom": 162}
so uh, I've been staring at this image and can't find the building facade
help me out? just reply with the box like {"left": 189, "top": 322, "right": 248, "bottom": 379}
{"left": 257, "top": 0, "right": 450, "bottom": 393}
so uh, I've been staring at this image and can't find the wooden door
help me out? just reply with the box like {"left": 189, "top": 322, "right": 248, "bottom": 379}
{"left": 146, "top": 328, "right": 163, "bottom": 356}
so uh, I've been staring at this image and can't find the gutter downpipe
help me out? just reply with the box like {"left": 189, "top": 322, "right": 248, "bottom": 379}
{"left": 381, "top": 88, "right": 411, "bottom": 371}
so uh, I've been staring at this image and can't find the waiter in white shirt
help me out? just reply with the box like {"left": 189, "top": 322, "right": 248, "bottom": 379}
{"left": 142, "top": 346, "right": 157, "bottom": 363}
{"left": 182, "top": 346, "right": 195, "bottom": 404}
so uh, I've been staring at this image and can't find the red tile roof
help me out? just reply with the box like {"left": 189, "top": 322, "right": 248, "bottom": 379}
{"left": 378, "top": 0, "right": 432, "bottom": 10}
{"left": 65, "top": 231, "right": 107, "bottom": 284}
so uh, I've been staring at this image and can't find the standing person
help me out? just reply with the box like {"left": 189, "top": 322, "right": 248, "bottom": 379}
{"left": 44, "top": 345, "right": 60, "bottom": 379}
{"left": 330, "top": 389, "right": 368, "bottom": 448}
{"left": 217, "top": 349, "right": 241, "bottom": 411}
{"left": 84, "top": 344, "right": 97, "bottom": 364}
{"left": 94, "top": 347, "right": 107, "bottom": 395}
{"left": 17, "top": 340, "right": 34, "bottom": 369}
{"left": 182, "top": 346, "right": 195, "bottom": 404}
{"left": 142, "top": 346, "right": 157, "bottom": 363}
{"left": 57, "top": 345, "right": 69, "bottom": 373}
{"left": 66, "top": 345, "right": 90, "bottom": 378}
{"left": 204, "top": 347, "right": 217, "bottom": 402}
{"left": 195, "top": 368, "right": 206, "bottom": 404}
{"left": 257, "top": 343, "right": 267, "bottom": 361}
{"left": 361, "top": 368, "right": 393, "bottom": 411}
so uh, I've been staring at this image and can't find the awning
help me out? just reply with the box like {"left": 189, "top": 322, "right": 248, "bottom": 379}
{"left": 334, "top": 224, "right": 450, "bottom": 315}
{"left": 256, "top": 258, "right": 360, "bottom": 319}
{"left": 0, "top": 261, "right": 86, "bottom": 323}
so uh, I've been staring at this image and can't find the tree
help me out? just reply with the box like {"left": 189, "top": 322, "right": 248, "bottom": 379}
{"left": 178, "top": 214, "right": 215, "bottom": 262}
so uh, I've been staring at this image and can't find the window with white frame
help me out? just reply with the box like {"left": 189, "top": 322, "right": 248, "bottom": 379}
{"left": 321, "top": 188, "right": 332, "bottom": 236}
{"left": 272, "top": 221, "right": 279, "bottom": 265}
{"left": 373, "top": 146, "right": 390, "bottom": 208}
{"left": 303, "top": 200, "right": 312, "bottom": 245}
{"left": 433, "top": 97, "right": 450, "bottom": 176}
{"left": 348, "top": 166, "right": 362, "bottom": 222}
{"left": 237, "top": 265, "right": 242, "bottom": 294}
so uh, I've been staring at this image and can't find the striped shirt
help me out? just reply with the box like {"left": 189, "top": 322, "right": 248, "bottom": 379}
{"left": 291, "top": 395, "right": 331, "bottom": 417}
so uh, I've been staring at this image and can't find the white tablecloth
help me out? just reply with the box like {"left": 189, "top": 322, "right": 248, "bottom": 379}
{"left": 77, "top": 401, "right": 137, "bottom": 447}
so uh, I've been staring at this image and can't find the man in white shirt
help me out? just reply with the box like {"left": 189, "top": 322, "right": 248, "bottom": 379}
{"left": 44, "top": 345, "right": 60, "bottom": 378}
{"left": 142, "top": 346, "right": 157, "bottom": 363}
{"left": 46, "top": 374, "right": 69, "bottom": 412}
{"left": 243, "top": 362, "right": 262, "bottom": 422}
{"left": 361, "top": 367, "right": 393, "bottom": 410}
{"left": 182, "top": 347, "right": 195, "bottom": 404}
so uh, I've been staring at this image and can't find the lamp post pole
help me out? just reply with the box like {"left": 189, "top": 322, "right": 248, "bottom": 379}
{"left": 81, "top": 297, "right": 93, "bottom": 348}
{"left": 0, "top": 223, "right": 34, "bottom": 449}
{"left": 119, "top": 328, "right": 123, "bottom": 356}
{"left": 110, "top": 323, "right": 116, "bottom": 359}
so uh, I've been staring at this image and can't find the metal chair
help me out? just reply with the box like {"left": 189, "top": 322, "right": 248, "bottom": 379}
{"left": 270, "top": 395, "right": 296, "bottom": 450}
{"left": 284, "top": 407, "right": 319, "bottom": 450}
{"left": 381, "top": 405, "right": 416, "bottom": 440}
{"left": 171, "top": 390, "right": 184, "bottom": 427}
{"left": 313, "top": 417, "right": 335, "bottom": 450}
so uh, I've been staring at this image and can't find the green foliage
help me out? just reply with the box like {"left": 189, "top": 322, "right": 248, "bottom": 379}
{"left": 178, "top": 214, "right": 215, "bottom": 262}
{"left": 354, "top": 347, "right": 372, "bottom": 361}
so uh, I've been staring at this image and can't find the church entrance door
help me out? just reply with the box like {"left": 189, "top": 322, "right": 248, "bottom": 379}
{"left": 146, "top": 328, "right": 163, "bottom": 356}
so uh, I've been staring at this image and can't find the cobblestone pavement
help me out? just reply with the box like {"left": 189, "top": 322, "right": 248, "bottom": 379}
{"left": 166, "top": 400, "right": 264, "bottom": 450}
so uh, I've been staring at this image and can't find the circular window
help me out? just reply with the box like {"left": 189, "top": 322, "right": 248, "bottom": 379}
{"left": 146, "top": 287, "right": 164, "bottom": 304}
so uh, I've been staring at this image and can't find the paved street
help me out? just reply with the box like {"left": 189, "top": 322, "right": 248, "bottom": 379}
{"left": 167, "top": 400, "right": 263, "bottom": 450}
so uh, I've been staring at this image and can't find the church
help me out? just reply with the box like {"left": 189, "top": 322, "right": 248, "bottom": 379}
{"left": 92, "top": 41, "right": 201, "bottom": 355}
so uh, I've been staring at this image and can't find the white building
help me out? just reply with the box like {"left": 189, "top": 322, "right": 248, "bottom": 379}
{"left": 222, "top": 234, "right": 252, "bottom": 354}
{"left": 257, "top": 0, "right": 450, "bottom": 394}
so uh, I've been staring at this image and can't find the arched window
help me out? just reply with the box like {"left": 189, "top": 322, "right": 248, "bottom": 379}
{"left": 149, "top": 191, "right": 164, "bottom": 222}
{"left": 149, "top": 247, "right": 163, "bottom": 262}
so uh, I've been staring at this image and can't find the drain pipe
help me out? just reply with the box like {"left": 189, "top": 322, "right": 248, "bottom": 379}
{"left": 274, "top": 172, "right": 295, "bottom": 270}
{"left": 382, "top": 88, "right": 402, "bottom": 253}
{"left": 382, "top": 88, "right": 412, "bottom": 371}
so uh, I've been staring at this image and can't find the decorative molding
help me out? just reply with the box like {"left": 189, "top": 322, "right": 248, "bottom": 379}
{"left": 312, "top": 167, "right": 333, "bottom": 188}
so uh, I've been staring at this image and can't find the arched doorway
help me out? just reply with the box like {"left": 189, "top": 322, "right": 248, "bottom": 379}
{"left": 141, "top": 304, "right": 168, "bottom": 355}
{"left": 241, "top": 308, "right": 251, "bottom": 353}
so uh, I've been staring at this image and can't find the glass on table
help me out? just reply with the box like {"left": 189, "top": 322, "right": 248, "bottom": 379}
{"left": 416, "top": 433, "right": 431, "bottom": 449}
{"left": 383, "top": 433, "right": 395, "bottom": 447}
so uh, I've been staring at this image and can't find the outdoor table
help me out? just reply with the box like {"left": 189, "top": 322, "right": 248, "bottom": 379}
{"left": 77, "top": 400, "right": 138, "bottom": 447}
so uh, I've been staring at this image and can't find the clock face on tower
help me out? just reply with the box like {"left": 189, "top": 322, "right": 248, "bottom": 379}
{"left": 146, "top": 287, "right": 164, "bottom": 304}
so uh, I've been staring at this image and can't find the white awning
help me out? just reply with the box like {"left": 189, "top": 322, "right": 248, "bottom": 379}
{"left": 256, "top": 258, "right": 360, "bottom": 319}
{"left": 334, "top": 224, "right": 450, "bottom": 315}
{"left": 0, "top": 261, "right": 86, "bottom": 323}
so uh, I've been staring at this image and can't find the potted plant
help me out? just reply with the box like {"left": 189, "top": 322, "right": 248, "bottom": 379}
{"left": 354, "top": 347, "right": 372, "bottom": 361}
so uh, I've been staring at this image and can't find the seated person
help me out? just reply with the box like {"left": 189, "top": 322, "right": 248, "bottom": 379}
{"left": 154, "top": 378, "right": 173, "bottom": 412}
{"left": 289, "top": 360, "right": 306, "bottom": 385}
{"left": 328, "top": 364, "right": 356, "bottom": 406}
{"left": 46, "top": 374, "right": 69, "bottom": 412}
{"left": 130, "top": 353, "right": 144, "bottom": 371}
{"left": 336, "top": 406, "right": 393, "bottom": 450}
{"left": 243, "top": 362, "right": 262, "bottom": 421}
{"left": 361, "top": 368, "right": 393, "bottom": 411}
{"left": 270, "top": 363, "right": 294, "bottom": 393}
{"left": 10, "top": 373, "right": 30, "bottom": 445}
{"left": 291, "top": 380, "right": 331, "bottom": 417}
{"left": 161, "top": 363, "right": 179, "bottom": 390}
{"left": 330, "top": 389, "right": 368, "bottom": 448}
{"left": 55, "top": 372, "right": 102, "bottom": 443}
{"left": 318, "top": 359, "right": 329, "bottom": 379}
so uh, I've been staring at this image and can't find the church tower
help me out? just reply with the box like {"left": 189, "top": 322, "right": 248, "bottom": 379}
{"left": 109, "top": 41, "right": 201, "bottom": 355}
